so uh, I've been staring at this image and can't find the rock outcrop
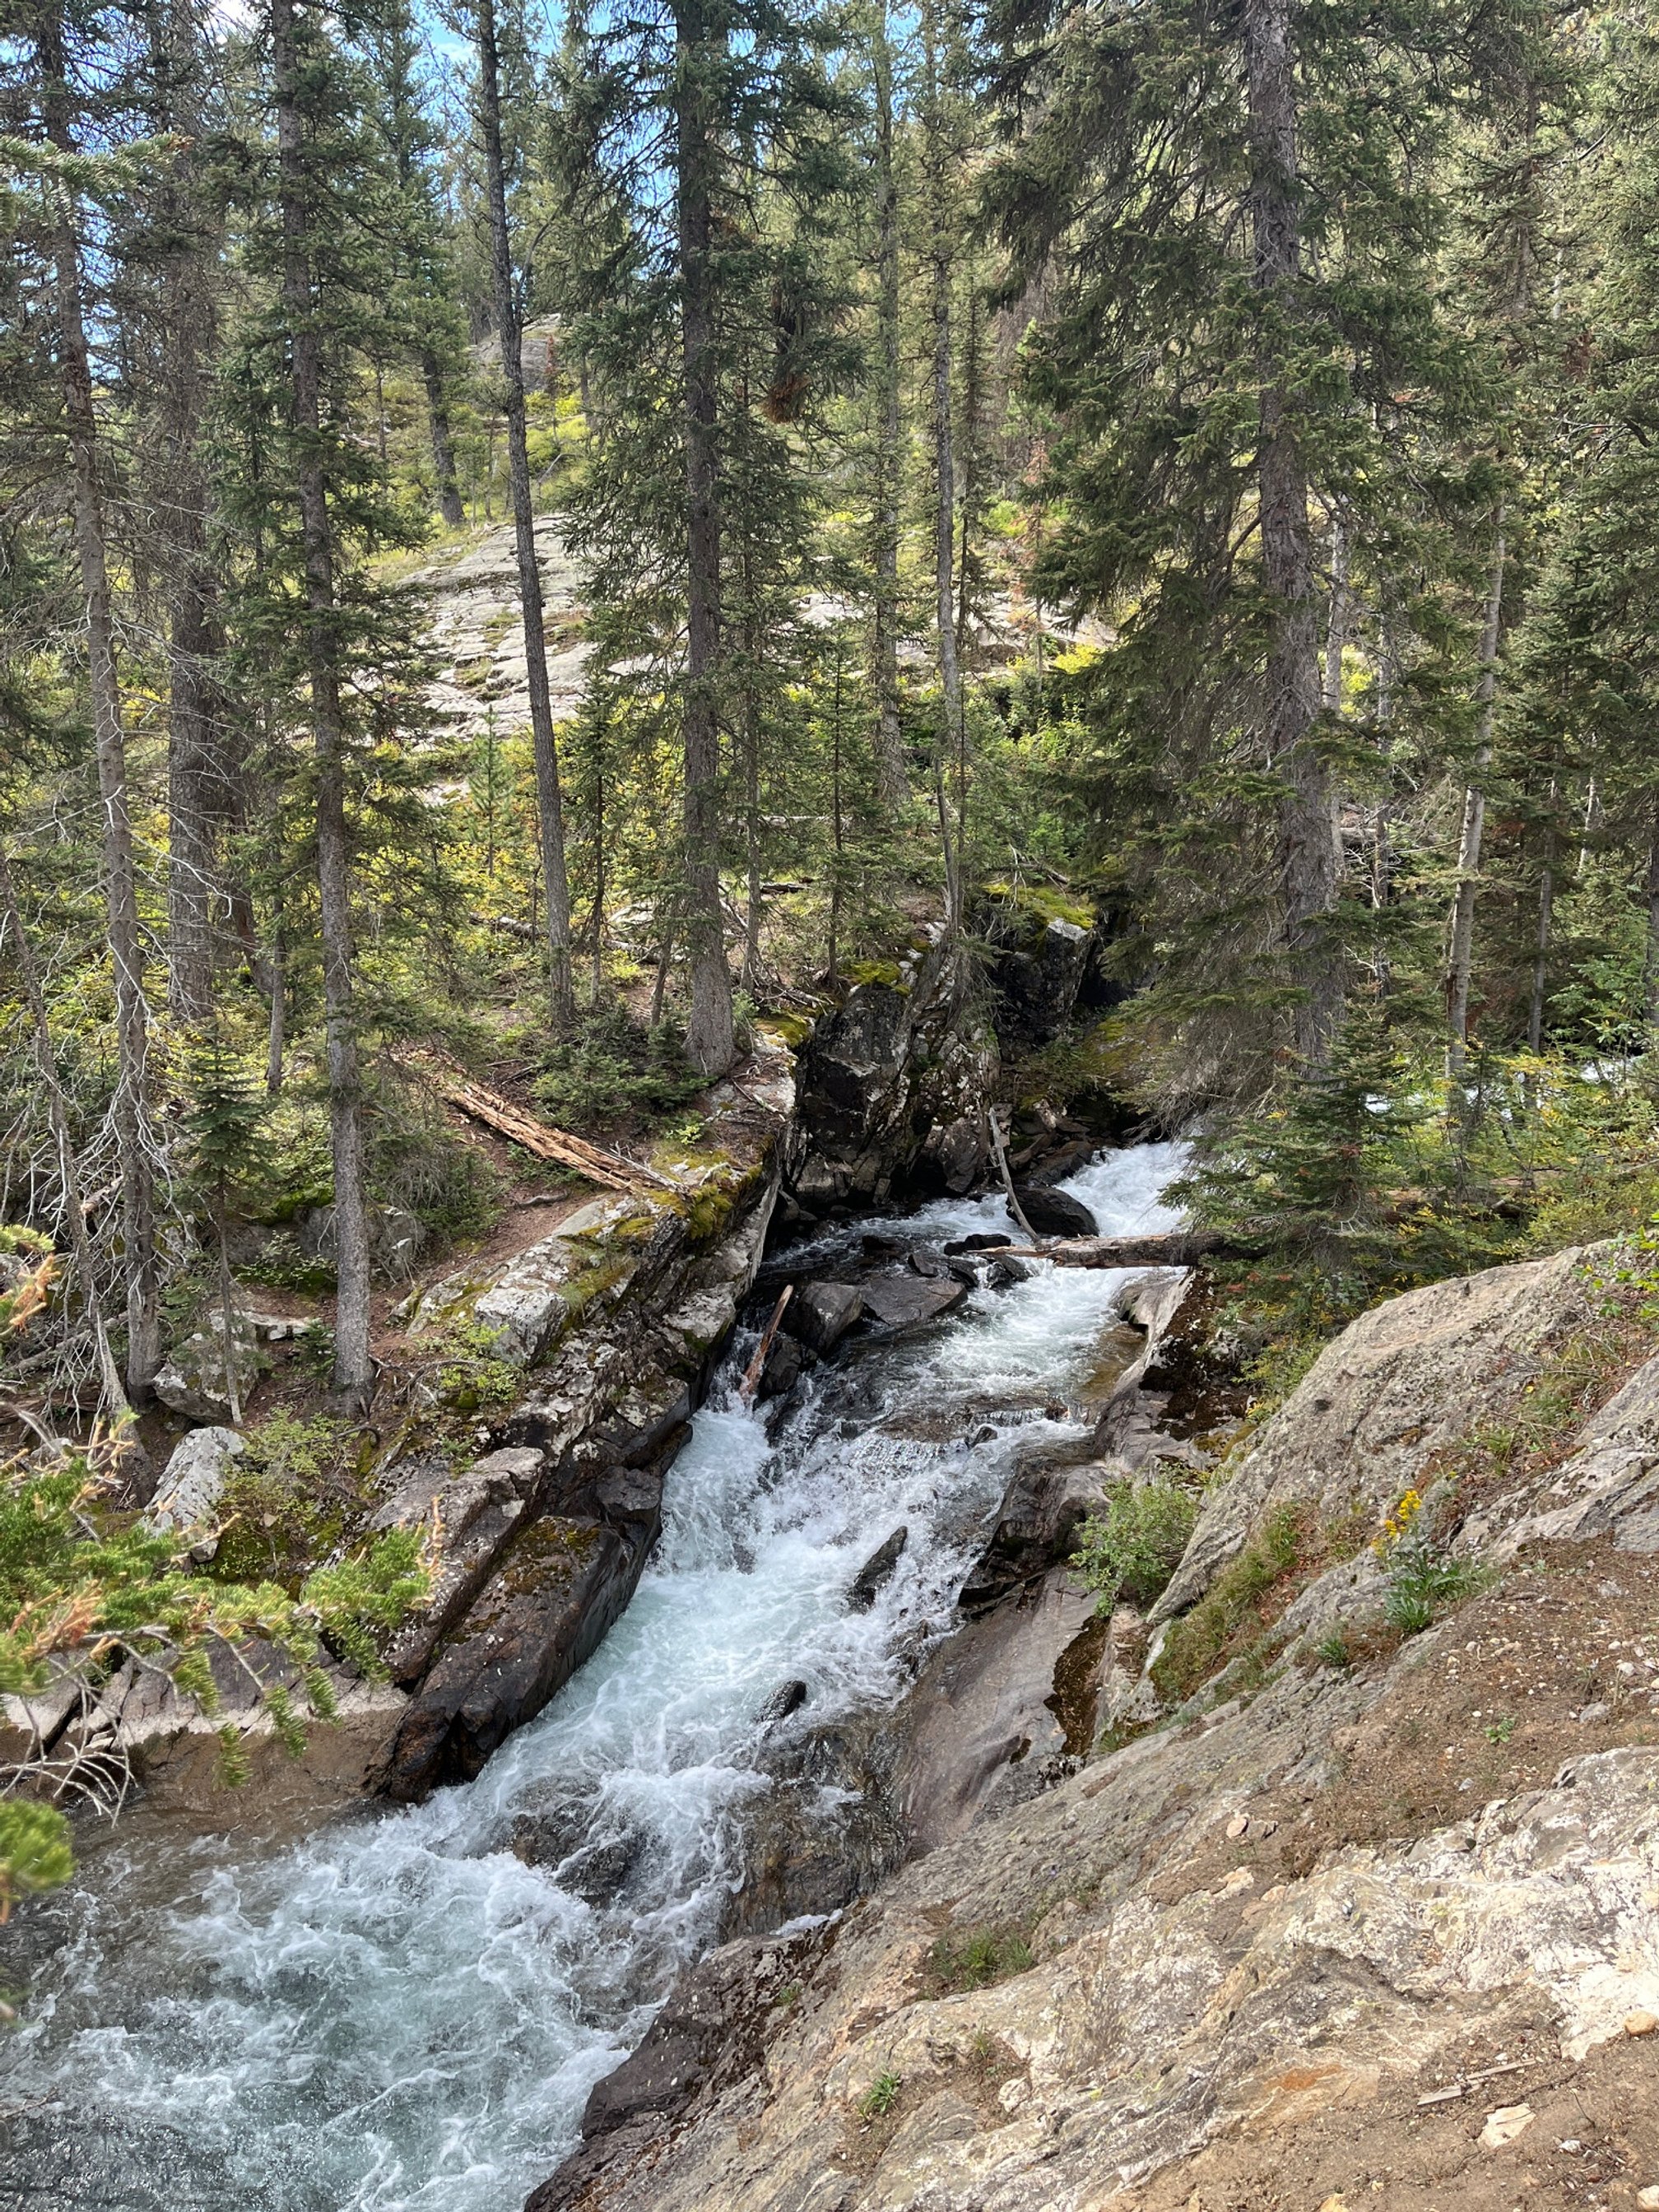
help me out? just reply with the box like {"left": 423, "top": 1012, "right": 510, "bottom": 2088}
{"left": 789, "top": 932, "right": 997, "bottom": 1214}
{"left": 524, "top": 1239, "right": 1659, "bottom": 2212}
{"left": 373, "top": 1037, "right": 797, "bottom": 1800}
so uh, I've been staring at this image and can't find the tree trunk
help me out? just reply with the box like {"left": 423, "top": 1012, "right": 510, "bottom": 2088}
{"left": 676, "top": 0, "right": 735, "bottom": 1076}
{"left": 421, "top": 346, "right": 467, "bottom": 529}
{"left": 42, "top": 12, "right": 162, "bottom": 1400}
{"left": 1245, "top": 0, "right": 1341, "bottom": 1062}
{"left": 0, "top": 845, "right": 130, "bottom": 1423}
{"left": 870, "top": 13, "right": 906, "bottom": 806}
{"left": 1322, "top": 506, "right": 1347, "bottom": 715}
{"left": 146, "top": 0, "right": 229, "bottom": 1029}
{"left": 272, "top": 0, "right": 373, "bottom": 1408}
{"left": 1445, "top": 523, "right": 1506, "bottom": 1072}
{"left": 924, "top": 0, "right": 963, "bottom": 932}
{"left": 476, "top": 0, "right": 574, "bottom": 1032}
{"left": 1527, "top": 778, "right": 1557, "bottom": 1053}
{"left": 1643, "top": 800, "right": 1659, "bottom": 1027}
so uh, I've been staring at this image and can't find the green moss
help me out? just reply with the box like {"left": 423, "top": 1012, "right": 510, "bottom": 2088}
{"left": 759, "top": 1012, "right": 811, "bottom": 1051}
{"left": 845, "top": 958, "right": 904, "bottom": 989}
{"left": 983, "top": 879, "right": 1097, "bottom": 932}
{"left": 556, "top": 1253, "right": 635, "bottom": 1325}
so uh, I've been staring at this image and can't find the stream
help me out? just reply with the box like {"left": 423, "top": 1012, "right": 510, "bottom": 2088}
{"left": 0, "top": 1141, "right": 1187, "bottom": 2212}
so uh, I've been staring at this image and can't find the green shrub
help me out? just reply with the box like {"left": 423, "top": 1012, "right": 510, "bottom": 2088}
{"left": 1071, "top": 1476, "right": 1198, "bottom": 1615}
{"left": 0, "top": 1448, "right": 429, "bottom": 1912}
{"left": 858, "top": 2072, "right": 902, "bottom": 2118}
{"left": 1152, "top": 1503, "right": 1306, "bottom": 1703}
{"left": 534, "top": 1001, "right": 703, "bottom": 1127}
{"left": 926, "top": 1925, "right": 1034, "bottom": 1994}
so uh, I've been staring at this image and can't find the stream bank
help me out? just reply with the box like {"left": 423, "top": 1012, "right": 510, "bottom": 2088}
{"left": 0, "top": 1135, "right": 1192, "bottom": 2212}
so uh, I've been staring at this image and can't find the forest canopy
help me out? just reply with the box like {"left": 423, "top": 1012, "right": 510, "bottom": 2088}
{"left": 3, "top": 0, "right": 1659, "bottom": 1425}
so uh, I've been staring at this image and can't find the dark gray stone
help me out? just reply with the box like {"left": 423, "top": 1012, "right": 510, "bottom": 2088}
{"left": 784, "top": 1280, "right": 864, "bottom": 1355}
{"left": 848, "top": 1525, "right": 908, "bottom": 1610}
{"left": 858, "top": 1273, "right": 969, "bottom": 1331}
{"left": 1011, "top": 1185, "right": 1099, "bottom": 1238}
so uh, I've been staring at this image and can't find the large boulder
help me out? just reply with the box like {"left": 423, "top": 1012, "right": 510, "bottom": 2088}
{"left": 299, "top": 1201, "right": 427, "bottom": 1284}
{"left": 857, "top": 1273, "right": 969, "bottom": 1331}
{"left": 1151, "top": 1241, "right": 1602, "bottom": 1624}
{"left": 1011, "top": 1184, "right": 1098, "bottom": 1239}
{"left": 784, "top": 1281, "right": 864, "bottom": 1355}
{"left": 790, "top": 932, "right": 997, "bottom": 1211}
{"left": 152, "top": 1318, "right": 270, "bottom": 1423}
{"left": 144, "top": 1426, "right": 246, "bottom": 1536}
{"left": 381, "top": 1497, "right": 654, "bottom": 1801}
{"left": 986, "top": 914, "right": 1092, "bottom": 1048}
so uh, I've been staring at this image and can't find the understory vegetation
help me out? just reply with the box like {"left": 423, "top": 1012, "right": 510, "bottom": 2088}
{"left": 7, "top": 0, "right": 1659, "bottom": 1923}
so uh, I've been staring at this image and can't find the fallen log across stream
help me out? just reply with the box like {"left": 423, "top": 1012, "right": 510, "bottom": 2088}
{"left": 985, "top": 1229, "right": 1242, "bottom": 1269}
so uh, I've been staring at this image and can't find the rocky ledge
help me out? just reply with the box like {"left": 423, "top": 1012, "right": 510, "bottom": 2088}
{"left": 524, "top": 1240, "right": 1659, "bottom": 2212}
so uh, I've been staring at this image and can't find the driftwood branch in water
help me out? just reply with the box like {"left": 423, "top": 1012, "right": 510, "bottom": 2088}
{"left": 740, "top": 1284, "right": 793, "bottom": 1403}
{"left": 399, "top": 1050, "right": 681, "bottom": 1195}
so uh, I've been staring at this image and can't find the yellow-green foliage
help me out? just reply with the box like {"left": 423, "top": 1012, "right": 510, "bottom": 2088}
{"left": 0, "top": 1448, "right": 429, "bottom": 1909}
{"left": 1151, "top": 1503, "right": 1306, "bottom": 1704}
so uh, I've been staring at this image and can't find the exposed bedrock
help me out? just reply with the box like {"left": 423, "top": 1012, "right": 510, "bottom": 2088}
{"left": 522, "top": 1240, "right": 1659, "bottom": 2212}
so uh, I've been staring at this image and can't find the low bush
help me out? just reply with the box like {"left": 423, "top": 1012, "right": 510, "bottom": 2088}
{"left": 534, "top": 1001, "right": 704, "bottom": 1128}
{"left": 925, "top": 1924, "right": 1035, "bottom": 1994}
{"left": 1071, "top": 1476, "right": 1198, "bottom": 1615}
{"left": 1151, "top": 1503, "right": 1306, "bottom": 1703}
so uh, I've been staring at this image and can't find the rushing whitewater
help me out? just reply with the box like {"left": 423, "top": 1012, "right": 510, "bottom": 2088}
{"left": 2, "top": 1142, "right": 1187, "bottom": 2212}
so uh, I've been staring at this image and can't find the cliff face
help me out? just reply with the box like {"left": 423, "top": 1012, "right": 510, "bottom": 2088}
{"left": 528, "top": 1243, "right": 1659, "bottom": 2212}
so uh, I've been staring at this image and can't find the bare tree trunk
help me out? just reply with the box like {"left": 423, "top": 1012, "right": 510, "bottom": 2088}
{"left": 676, "top": 0, "right": 735, "bottom": 1076}
{"left": 0, "top": 846, "right": 130, "bottom": 1423}
{"left": 870, "top": 12, "right": 906, "bottom": 806}
{"left": 1643, "top": 801, "right": 1659, "bottom": 1027}
{"left": 43, "top": 16, "right": 161, "bottom": 1400}
{"left": 1322, "top": 505, "right": 1347, "bottom": 715}
{"left": 924, "top": 0, "right": 963, "bottom": 932}
{"left": 1527, "top": 777, "right": 1557, "bottom": 1053}
{"left": 1445, "top": 522, "right": 1506, "bottom": 1073}
{"left": 827, "top": 645, "right": 845, "bottom": 981}
{"left": 272, "top": 0, "right": 372, "bottom": 1408}
{"left": 1246, "top": 0, "right": 1341, "bottom": 1062}
{"left": 421, "top": 347, "right": 467, "bottom": 529}
{"left": 476, "top": 0, "right": 574, "bottom": 1033}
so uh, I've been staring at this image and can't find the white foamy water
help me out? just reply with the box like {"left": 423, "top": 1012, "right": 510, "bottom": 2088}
{"left": 1, "top": 1144, "right": 1187, "bottom": 2212}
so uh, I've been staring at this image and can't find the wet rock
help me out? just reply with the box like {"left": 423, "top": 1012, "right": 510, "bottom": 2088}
{"left": 987, "top": 1256, "right": 1034, "bottom": 1290}
{"left": 755, "top": 1678, "right": 809, "bottom": 1726}
{"left": 908, "top": 1249, "right": 946, "bottom": 1278}
{"left": 848, "top": 1526, "right": 908, "bottom": 1610}
{"left": 1022, "top": 1136, "right": 1099, "bottom": 1187}
{"left": 382, "top": 1508, "right": 653, "bottom": 1800}
{"left": 1011, "top": 1184, "right": 1099, "bottom": 1239}
{"left": 144, "top": 1425, "right": 245, "bottom": 1536}
{"left": 987, "top": 916, "right": 1092, "bottom": 1048}
{"left": 527, "top": 1922, "right": 838, "bottom": 2211}
{"left": 895, "top": 1566, "right": 1095, "bottom": 1852}
{"left": 756, "top": 1332, "right": 803, "bottom": 1402}
{"left": 789, "top": 934, "right": 996, "bottom": 1211}
{"left": 785, "top": 1280, "right": 864, "bottom": 1355}
{"left": 959, "top": 1454, "right": 1102, "bottom": 1613}
{"left": 861, "top": 1234, "right": 904, "bottom": 1262}
{"left": 377, "top": 1445, "right": 548, "bottom": 1684}
{"left": 859, "top": 1274, "right": 969, "bottom": 1331}
{"left": 945, "top": 1232, "right": 1015, "bottom": 1254}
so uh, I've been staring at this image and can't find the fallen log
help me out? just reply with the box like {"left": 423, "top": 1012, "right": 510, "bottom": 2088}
{"left": 739, "top": 1285, "right": 793, "bottom": 1404}
{"left": 399, "top": 1050, "right": 681, "bottom": 1196}
{"left": 983, "top": 1230, "right": 1238, "bottom": 1270}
